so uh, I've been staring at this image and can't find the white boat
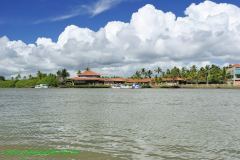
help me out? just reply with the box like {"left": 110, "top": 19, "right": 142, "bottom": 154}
{"left": 120, "top": 85, "right": 132, "bottom": 89}
{"left": 132, "top": 83, "right": 141, "bottom": 89}
{"left": 35, "top": 84, "right": 49, "bottom": 89}
{"left": 111, "top": 84, "right": 132, "bottom": 89}
{"left": 111, "top": 84, "right": 121, "bottom": 89}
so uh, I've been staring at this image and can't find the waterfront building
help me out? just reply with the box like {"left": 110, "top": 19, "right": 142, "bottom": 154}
{"left": 126, "top": 78, "right": 152, "bottom": 84}
{"left": 70, "top": 70, "right": 152, "bottom": 86}
{"left": 227, "top": 64, "right": 240, "bottom": 86}
{"left": 161, "top": 78, "right": 187, "bottom": 85}
{"left": 103, "top": 78, "right": 126, "bottom": 85}
{"left": 71, "top": 70, "right": 103, "bottom": 85}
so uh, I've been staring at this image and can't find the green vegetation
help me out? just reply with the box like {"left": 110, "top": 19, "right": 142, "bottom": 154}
{"left": 36, "top": 76, "right": 58, "bottom": 87}
{"left": 0, "top": 69, "right": 70, "bottom": 88}
{"left": 15, "top": 79, "right": 38, "bottom": 88}
{"left": 0, "top": 64, "right": 234, "bottom": 88}
{"left": 0, "top": 80, "right": 17, "bottom": 88}
{"left": 0, "top": 76, "right": 5, "bottom": 81}
{"left": 132, "top": 64, "right": 231, "bottom": 84}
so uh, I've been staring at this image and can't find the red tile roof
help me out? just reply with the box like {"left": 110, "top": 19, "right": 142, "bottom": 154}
{"left": 161, "top": 77, "right": 186, "bottom": 81}
{"left": 71, "top": 77, "right": 153, "bottom": 83}
{"left": 79, "top": 70, "right": 100, "bottom": 76}
{"left": 231, "top": 64, "right": 240, "bottom": 68}
{"left": 71, "top": 77, "right": 102, "bottom": 81}
{"left": 126, "top": 78, "right": 151, "bottom": 83}
{"left": 103, "top": 78, "right": 126, "bottom": 82}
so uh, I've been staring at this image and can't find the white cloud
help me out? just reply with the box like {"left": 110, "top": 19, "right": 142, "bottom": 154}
{"left": 1, "top": 1, "right": 240, "bottom": 77}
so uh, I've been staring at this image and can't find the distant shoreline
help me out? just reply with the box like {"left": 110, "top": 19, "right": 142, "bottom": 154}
{"left": 1, "top": 85, "right": 240, "bottom": 89}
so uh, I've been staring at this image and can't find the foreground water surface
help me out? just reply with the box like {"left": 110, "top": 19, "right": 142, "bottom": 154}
{"left": 0, "top": 88, "right": 240, "bottom": 159}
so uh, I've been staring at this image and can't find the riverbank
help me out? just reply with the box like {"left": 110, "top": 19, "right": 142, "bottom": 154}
{"left": 155, "top": 84, "right": 240, "bottom": 89}
{"left": 1, "top": 79, "right": 240, "bottom": 89}
{"left": 179, "top": 84, "right": 240, "bottom": 89}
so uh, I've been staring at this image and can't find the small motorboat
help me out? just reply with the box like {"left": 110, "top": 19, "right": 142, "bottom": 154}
{"left": 111, "top": 84, "right": 132, "bottom": 89}
{"left": 111, "top": 84, "right": 121, "bottom": 89}
{"left": 132, "top": 83, "right": 141, "bottom": 89}
{"left": 120, "top": 85, "right": 132, "bottom": 89}
{"left": 35, "top": 84, "right": 49, "bottom": 89}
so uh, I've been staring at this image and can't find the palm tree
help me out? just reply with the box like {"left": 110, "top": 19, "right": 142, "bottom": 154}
{"left": 62, "top": 69, "right": 70, "bottom": 79}
{"left": 57, "top": 69, "right": 70, "bottom": 83}
{"left": 222, "top": 67, "right": 229, "bottom": 83}
{"left": 15, "top": 73, "right": 21, "bottom": 80}
{"left": 28, "top": 74, "right": 32, "bottom": 79}
{"left": 0, "top": 76, "right": 5, "bottom": 81}
{"left": 37, "top": 71, "right": 42, "bottom": 79}
{"left": 77, "top": 70, "right": 81, "bottom": 75}
{"left": 170, "top": 66, "right": 181, "bottom": 80}
{"left": 189, "top": 65, "right": 198, "bottom": 84}
{"left": 134, "top": 71, "right": 141, "bottom": 79}
{"left": 154, "top": 67, "right": 162, "bottom": 77}
{"left": 147, "top": 70, "right": 153, "bottom": 78}
{"left": 205, "top": 65, "right": 210, "bottom": 85}
{"left": 141, "top": 68, "right": 146, "bottom": 78}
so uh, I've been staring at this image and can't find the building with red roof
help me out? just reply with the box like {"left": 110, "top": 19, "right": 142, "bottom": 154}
{"left": 78, "top": 70, "right": 101, "bottom": 78}
{"left": 71, "top": 70, "right": 102, "bottom": 85}
{"left": 70, "top": 69, "right": 153, "bottom": 86}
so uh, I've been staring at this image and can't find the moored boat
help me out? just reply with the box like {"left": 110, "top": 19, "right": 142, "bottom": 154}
{"left": 35, "top": 84, "right": 49, "bottom": 89}
{"left": 132, "top": 83, "right": 141, "bottom": 89}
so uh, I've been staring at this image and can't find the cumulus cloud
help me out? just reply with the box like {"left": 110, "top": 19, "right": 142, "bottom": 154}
{"left": 1, "top": 1, "right": 240, "bottom": 77}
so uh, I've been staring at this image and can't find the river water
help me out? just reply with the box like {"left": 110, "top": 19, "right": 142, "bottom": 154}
{"left": 0, "top": 88, "right": 240, "bottom": 159}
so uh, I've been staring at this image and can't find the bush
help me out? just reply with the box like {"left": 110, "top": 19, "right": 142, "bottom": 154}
{"left": 141, "top": 84, "right": 152, "bottom": 88}
{"left": 159, "top": 85, "right": 180, "bottom": 88}
{"left": 0, "top": 80, "right": 17, "bottom": 88}
{"left": 0, "top": 76, "right": 5, "bottom": 81}
{"left": 37, "top": 76, "right": 58, "bottom": 87}
{"left": 15, "top": 79, "right": 38, "bottom": 88}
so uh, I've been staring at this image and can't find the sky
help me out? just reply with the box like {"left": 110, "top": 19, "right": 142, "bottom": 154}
{"left": 1, "top": 0, "right": 240, "bottom": 77}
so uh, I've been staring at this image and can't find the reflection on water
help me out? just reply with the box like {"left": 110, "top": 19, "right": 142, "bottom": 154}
{"left": 0, "top": 89, "right": 240, "bottom": 159}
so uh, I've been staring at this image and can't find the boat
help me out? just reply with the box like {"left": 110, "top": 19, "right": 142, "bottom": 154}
{"left": 120, "top": 85, "right": 132, "bottom": 89}
{"left": 35, "top": 84, "right": 49, "bottom": 89}
{"left": 111, "top": 84, "right": 121, "bottom": 89}
{"left": 111, "top": 84, "right": 132, "bottom": 89}
{"left": 132, "top": 83, "right": 141, "bottom": 89}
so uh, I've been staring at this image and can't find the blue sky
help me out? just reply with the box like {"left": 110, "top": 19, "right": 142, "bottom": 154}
{"left": 1, "top": 0, "right": 240, "bottom": 43}
{"left": 1, "top": 0, "right": 240, "bottom": 77}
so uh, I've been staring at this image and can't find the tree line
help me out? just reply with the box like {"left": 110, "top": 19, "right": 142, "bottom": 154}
{"left": 0, "top": 65, "right": 233, "bottom": 87}
{"left": 0, "top": 69, "right": 70, "bottom": 88}
{"left": 132, "top": 64, "right": 231, "bottom": 84}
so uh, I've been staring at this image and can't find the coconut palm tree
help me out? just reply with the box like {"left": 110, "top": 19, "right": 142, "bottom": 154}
{"left": 77, "top": 70, "right": 81, "bottom": 75}
{"left": 134, "top": 71, "right": 141, "bottom": 79}
{"left": 147, "top": 70, "right": 153, "bottom": 78}
{"left": 15, "top": 73, "right": 21, "bottom": 80}
{"left": 57, "top": 69, "right": 70, "bottom": 82}
{"left": 28, "top": 74, "right": 32, "bottom": 79}
{"left": 154, "top": 67, "right": 162, "bottom": 77}
{"left": 0, "top": 76, "right": 5, "bottom": 81}
{"left": 141, "top": 68, "right": 146, "bottom": 78}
